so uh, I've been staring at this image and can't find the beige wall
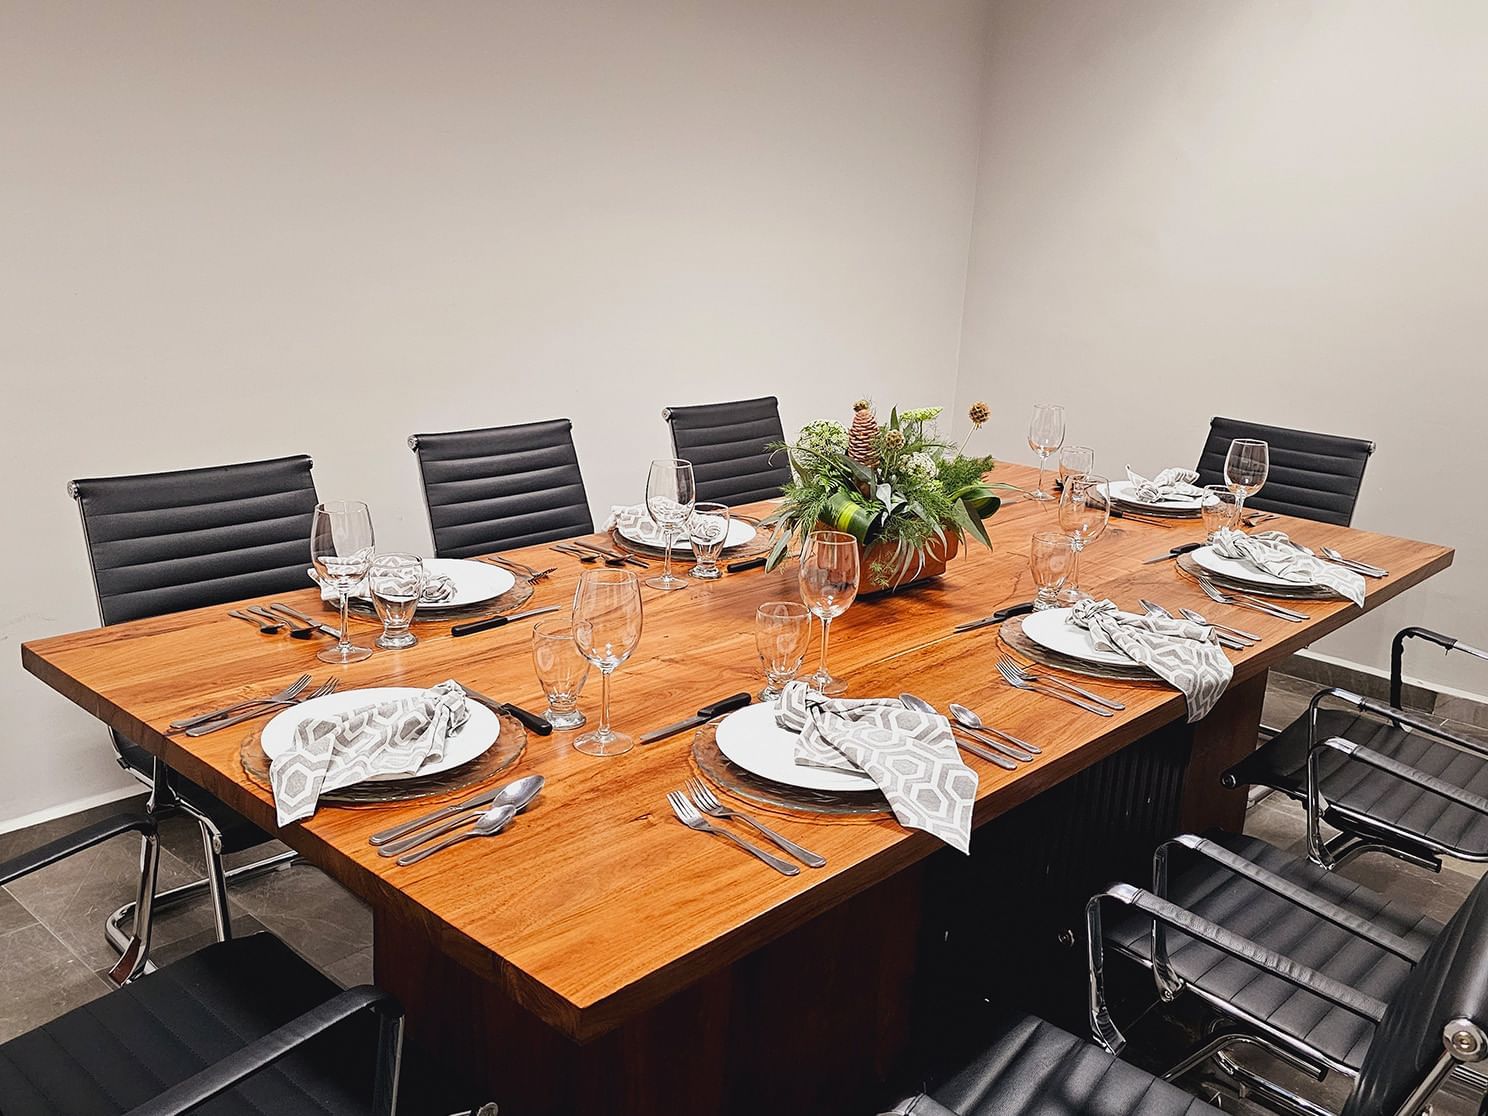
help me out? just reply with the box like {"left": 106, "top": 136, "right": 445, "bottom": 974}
{"left": 955, "top": 1, "right": 1488, "bottom": 695}
{"left": 0, "top": 1, "right": 990, "bottom": 824}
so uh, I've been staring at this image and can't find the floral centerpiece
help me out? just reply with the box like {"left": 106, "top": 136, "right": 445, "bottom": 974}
{"left": 764, "top": 400, "right": 1000, "bottom": 591}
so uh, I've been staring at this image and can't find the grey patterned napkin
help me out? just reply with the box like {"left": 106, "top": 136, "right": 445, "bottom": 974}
{"left": 1125, "top": 466, "right": 1208, "bottom": 503}
{"left": 775, "top": 681, "right": 977, "bottom": 852}
{"left": 605, "top": 503, "right": 682, "bottom": 547}
{"left": 1069, "top": 600, "right": 1232, "bottom": 722}
{"left": 1209, "top": 529, "right": 1365, "bottom": 606}
{"left": 421, "top": 575, "right": 455, "bottom": 603}
{"left": 269, "top": 680, "right": 470, "bottom": 825}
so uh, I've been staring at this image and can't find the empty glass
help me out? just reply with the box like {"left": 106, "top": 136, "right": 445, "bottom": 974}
{"left": 310, "top": 500, "right": 376, "bottom": 664}
{"left": 368, "top": 553, "right": 425, "bottom": 650}
{"left": 755, "top": 602, "right": 810, "bottom": 700}
{"left": 1056, "top": 474, "right": 1110, "bottom": 604}
{"left": 1057, "top": 444, "right": 1094, "bottom": 491}
{"left": 1201, "top": 485, "right": 1240, "bottom": 540}
{"left": 571, "top": 569, "right": 644, "bottom": 756}
{"left": 688, "top": 502, "right": 731, "bottom": 580}
{"left": 798, "top": 530, "right": 860, "bottom": 696}
{"left": 645, "top": 458, "right": 696, "bottom": 592}
{"left": 1030, "top": 531, "right": 1074, "bottom": 611}
{"left": 1027, "top": 403, "right": 1066, "bottom": 501}
{"left": 1224, "top": 438, "right": 1270, "bottom": 525}
{"left": 532, "top": 619, "right": 590, "bottom": 729}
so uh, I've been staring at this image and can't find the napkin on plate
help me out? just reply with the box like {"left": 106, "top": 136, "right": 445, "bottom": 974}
{"left": 1069, "top": 599, "right": 1233, "bottom": 722}
{"left": 605, "top": 504, "right": 679, "bottom": 547}
{"left": 1209, "top": 529, "right": 1365, "bottom": 606}
{"left": 269, "top": 680, "right": 470, "bottom": 825}
{"left": 307, "top": 568, "right": 455, "bottom": 604}
{"left": 774, "top": 681, "right": 977, "bottom": 852}
{"left": 1125, "top": 466, "right": 1209, "bottom": 503}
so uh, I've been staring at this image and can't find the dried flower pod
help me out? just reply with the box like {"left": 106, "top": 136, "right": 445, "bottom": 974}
{"left": 968, "top": 401, "right": 991, "bottom": 427}
{"left": 883, "top": 428, "right": 906, "bottom": 451}
{"left": 848, "top": 403, "right": 880, "bottom": 466}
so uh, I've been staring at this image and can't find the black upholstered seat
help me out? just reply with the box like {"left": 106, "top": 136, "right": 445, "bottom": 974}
{"left": 410, "top": 419, "right": 594, "bottom": 557}
{"left": 1194, "top": 417, "right": 1373, "bottom": 526}
{"left": 663, "top": 396, "right": 791, "bottom": 506}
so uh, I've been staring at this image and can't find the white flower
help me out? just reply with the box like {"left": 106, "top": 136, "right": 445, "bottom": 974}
{"left": 797, "top": 419, "right": 848, "bottom": 456}
{"left": 907, "top": 452, "right": 937, "bottom": 480}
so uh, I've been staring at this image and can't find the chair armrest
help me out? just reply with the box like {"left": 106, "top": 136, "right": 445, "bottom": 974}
{"left": 121, "top": 985, "right": 403, "bottom": 1116}
{"left": 0, "top": 810, "right": 154, "bottom": 887}
{"left": 1391, "top": 626, "right": 1488, "bottom": 708}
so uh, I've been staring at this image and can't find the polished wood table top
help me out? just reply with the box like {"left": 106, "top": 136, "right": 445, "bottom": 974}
{"left": 21, "top": 463, "right": 1452, "bottom": 1042}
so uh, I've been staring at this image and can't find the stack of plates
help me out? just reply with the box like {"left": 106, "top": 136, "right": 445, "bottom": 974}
{"left": 1184, "top": 546, "right": 1334, "bottom": 599}
{"left": 712, "top": 702, "right": 879, "bottom": 794}
{"left": 353, "top": 558, "right": 515, "bottom": 611}
{"left": 613, "top": 516, "right": 760, "bottom": 556}
{"left": 1093, "top": 480, "right": 1206, "bottom": 519}
{"left": 1018, "top": 608, "right": 1159, "bottom": 679}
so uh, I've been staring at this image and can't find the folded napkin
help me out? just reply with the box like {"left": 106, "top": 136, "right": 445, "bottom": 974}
{"left": 1125, "top": 466, "right": 1209, "bottom": 503}
{"left": 308, "top": 568, "right": 452, "bottom": 604}
{"left": 775, "top": 681, "right": 976, "bottom": 852}
{"left": 605, "top": 503, "right": 684, "bottom": 547}
{"left": 1069, "top": 599, "right": 1233, "bottom": 722}
{"left": 270, "top": 680, "right": 469, "bottom": 825}
{"left": 1209, "top": 529, "right": 1365, "bottom": 607}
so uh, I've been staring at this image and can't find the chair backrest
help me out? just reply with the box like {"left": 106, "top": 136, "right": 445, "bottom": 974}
{"left": 71, "top": 455, "right": 320, "bottom": 625}
{"left": 1194, "top": 417, "right": 1374, "bottom": 526}
{"left": 663, "top": 396, "right": 792, "bottom": 507}
{"left": 409, "top": 419, "right": 594, "bottom": 557}
{"left": 1344, "top": 871, "right": 1488, "bottom": 1115}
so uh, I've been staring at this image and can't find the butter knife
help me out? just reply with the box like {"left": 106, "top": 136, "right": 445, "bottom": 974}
{"left": 1143, "top": 543, "right": 1204, "bottom": 564}
{"left": 640, "top": 693, "right": 752, "bottom": 744}
{"left": 450, "top": 605, "right": 561, "bottom": 638}
{"left": 954, "top": 602, "right": 1035, "bottom": 634}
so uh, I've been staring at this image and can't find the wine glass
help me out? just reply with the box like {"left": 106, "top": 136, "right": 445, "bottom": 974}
{"left": 1027, "top": 403, "right": 1066, "bottom": 501}
{"left": 310, "top": 500, "right": 375, "bottom": 664}
{"left": 571, "top": 569, "right": 644, "bottom": 756}
{"left": 532, "top": 618, "right": 590, "bottom": 729}
{"left": 798, "top": 530, "right": 860, "bottom": 697}
{"left": 687, "top": 502, "right": 731, "bottom": 580}
{"left": 1056, "top": 474, "right": 1110, "bottom": 604}
{"left": 1224, "top": 439, "right": 1270, "bottom": 526}
{"left": 755, "top": 601, "right": 810, "bottom": 700}
{"left": 367, "top": 552, "right": 425, "bottom": 650}
{"left": 645, "top": 459, "right": 696, "bottom": 591}
{"left": 1057, "top": 444, "right": 1094, "bottom": 491}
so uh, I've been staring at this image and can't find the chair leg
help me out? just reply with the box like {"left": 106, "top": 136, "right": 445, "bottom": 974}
{"left": 106, "top": 826, "right": 160, "bottom": 986}
{"left": 200, "top": 818, "right": 234, "bottom": 941}
{"left": 373, "top": 1010, "right": 405, "bottom": 1116}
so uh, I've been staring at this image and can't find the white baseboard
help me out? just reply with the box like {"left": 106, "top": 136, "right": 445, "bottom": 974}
{"left": 0, "top": 784, "right": 144, "bottom": 836}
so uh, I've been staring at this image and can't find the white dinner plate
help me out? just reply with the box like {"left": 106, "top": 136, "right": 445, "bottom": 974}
{"left": 1020, "top": 607, "right": 1142, "bottom": 668}
{"left": 714, "top": 701, "right": 878, "bottom": 793}
{"left": 1190, "top": 546, "right": 1308, "bottom": 589}
{"left": 355, "top": 558, "right": 515, "bottom": 610}
{"left": 1098, "top": 480, "right": 1207, "bottom": 512}
{"left": 260, "top": 686, "right": 500, "bottom": 782}
{"left": 616, "top": 517, "right": 758, "bottom": 554}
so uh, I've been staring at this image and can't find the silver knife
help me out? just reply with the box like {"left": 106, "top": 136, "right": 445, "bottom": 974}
{"left": 270, "top": 603, "right": 343, "bottom": 639}
{"left": 1143, "top": 543, "right": 1204, "bottom": 564}
{"left": 640, "top": 693, "right": 753, "bottom": 744}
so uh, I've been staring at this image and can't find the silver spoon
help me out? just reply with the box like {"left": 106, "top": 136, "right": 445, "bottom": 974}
{"left": 1321, "top": 546, "right": 1387, "bottom": 577}
{"left": 898, "top": 693, "right": 1019, "bottom": 769}
{"left": 1142, "top": 599, "right": 1246, "bottom": 651}
{"left": 948, "top": 703, "right": 1044, "bottom": 755}
{"left": 249, "top": 605, "right": 313, "bottom": 640}
{"left": 379, "top": 774, "right": 545, "bottom": 857}
{"left": 552, "top": 545, "right": 600, "bottom": 563}
{"left": 1178, "top": 607, "right": 1260, "bottom": 644}
{"left": 230, "top": 609, "right": 282, "bottom": 634}
{"left": 396, "top": 803, "right": 519, "bottom": 866}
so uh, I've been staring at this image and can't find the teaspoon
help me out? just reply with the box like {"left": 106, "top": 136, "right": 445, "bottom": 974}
{"left": 948, "top": 703, "right": 1045, "bottom": 754}
{"left": 379, "top": 774, "right": 545, "bottom": 857}
{"left": 396, "top": 803, "right": 519, "bottom": 866}
{"left": 899, "top": 693, "right": 1022, "bottom": 768}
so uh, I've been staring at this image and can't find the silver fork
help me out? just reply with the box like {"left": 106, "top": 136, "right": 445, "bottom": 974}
{"left": 995, "top": 659, "right": 1113, "bottom": 717}
{"left": 1178, "top": 607, "right": 1260, "bottom": 644}
{"left": 666, "top": 791, "right": 799, "bottom": 876}
{"left": 170, "top": 673, "right": 313, "bottom": 731}
{"left": 1139, "top": 599, "right": 1248, "bottom": 651}
{"left": 995, "top": 655, "right": 1125, "bottom": 711}
{"left": 685, "top": 778, "right": 826, "bottom": 868}
{"left": 184, "top": 678, "right": 339, "bottom": 736}
{"left": 1196, "top": 575, "right": 1308, "bottom": 622}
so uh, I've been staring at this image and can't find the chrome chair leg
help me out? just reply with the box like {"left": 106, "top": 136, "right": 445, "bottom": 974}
{"left": 200, "top": 818, "right": 234, "bottom": 940}
{"left": 105, "top": 824, "right": 160, "bottom": 986}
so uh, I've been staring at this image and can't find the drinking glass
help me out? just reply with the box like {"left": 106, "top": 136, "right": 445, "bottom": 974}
{"left": 1027, "top": 403, "right": 1066, "bottom": 501}
{"left": 645, "top": 458, "right": 696, "bottom": 591}
{"left": 1224, "top": 438, "right": 1270, "bottom": 525}
{"left": 1201, "top": 485, "right": 1240, "bottom": 541}
{"left": 755, "top": 602, "right": 810, "bottom": 700}
{"left": 798, "top": 530, "right": 860, "bottom": 696}
{"left": 571, "top": 569, "right": 644, "bottom": 756}
{"left": 532, "top": 618, "right": 590, "bottom": 729}
{"left": 368, "top": 552, "right": 425, "bottom": 650}
{"left": 687, "top": 502, "right": 731, "bottom": 580}
{"left": 310, "top": 500, "right": 375, "bottom": 664}
{"left": 1057, "top": 444, "right": 1094, "bottom": 491}
{"left": 1056, "top": 473, "right": 1110, "bottom": 604}
{"left": 1030, "top": 531, "right": 1074, "bottom": 611}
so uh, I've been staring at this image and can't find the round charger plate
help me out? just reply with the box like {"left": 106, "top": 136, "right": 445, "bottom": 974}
{"left": 999, "top": 618, "right": 1164, "bottom": 684}
{"left": 354, "top": 558, "right": 515, "bottom": 610}
{"left": 339, "top": 575, "right": 534, "bottom": 624}
{"left": 239, "top": 712, "right": 525, "bottom": 807}
{"left": 260, "top": 686, "right": 501, "bottom": 782}
{"left": 690, "top": 722, "right": 891, "bottom": 820}
{"left": 1176, "top": 553, "right": 1339, "bottom": 600}
{"left": 713, "top": 701, "right": 878, "bottom": 792}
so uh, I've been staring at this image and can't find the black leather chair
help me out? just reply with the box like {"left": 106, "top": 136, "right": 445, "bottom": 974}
{"left": 70, "top": 455, "right": 321, "bottom": 978}
{"left": 662, "top": 395, "right": 792, "bottom": 506}
{"left": 409, "top": 419, "right": 594, "bottom": 557}
{"left": 1194, "top": 417, "right": 1374, "bottom": 526}
{"left": 0, "top": 809, "right": 402, "bottom": 1116}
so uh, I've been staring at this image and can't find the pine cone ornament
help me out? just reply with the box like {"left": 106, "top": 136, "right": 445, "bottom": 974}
{"left": 848, "top": 400, "right": 880, "bottom": 466}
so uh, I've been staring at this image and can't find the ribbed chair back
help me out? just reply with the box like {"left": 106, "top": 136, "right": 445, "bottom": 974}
{"left": 663, "top": 395, "right": 792, "bottom": 507}
{"left": 71, "top": 455, "right": 320, "bottom": 626}
{"left": 410, "top": 419, "right": 594, "bottom": 557}
{"left": 1194, "top": 417, "right": 1374, "bottom": 526}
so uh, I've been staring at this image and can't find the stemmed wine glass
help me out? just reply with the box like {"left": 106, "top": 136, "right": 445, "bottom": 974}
{"left": 571, "top": 569, "right": 644, "bottom": 756}
{"left": 1056, "top": 474, "right": 1110, "bottom": 604}
{"left": 798, "top": 531, "right": 860, "bottom": 696}
{"left": 1027, "top": 403, "right": 1066, "bottom": 501}
{"left": 645, "top": 459, "right": 696, "bottom": 592}
{"left": 1224, "top": 438, "right": 1270, "bottom": 527}
{"left": 1057, "top": 444, "right": 1094, "bottom": 491}
{"left": 310, "top": 500, "right": 376, "bottom": 664}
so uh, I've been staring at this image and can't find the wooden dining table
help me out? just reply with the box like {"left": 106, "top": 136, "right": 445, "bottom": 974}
{"left": 21, "top": 462, "right": 1453, "bottom": 1115}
